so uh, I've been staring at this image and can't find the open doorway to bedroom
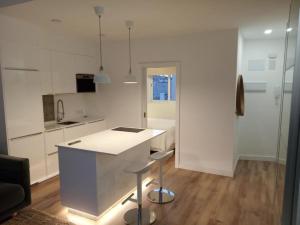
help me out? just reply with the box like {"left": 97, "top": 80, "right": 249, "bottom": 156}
{"left": 141, "top": 64, "right": 180, "bottom": 167}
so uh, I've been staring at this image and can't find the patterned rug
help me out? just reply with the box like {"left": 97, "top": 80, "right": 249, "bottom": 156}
{"left": 3, "top": 208, "right": 74, "bottom": 225}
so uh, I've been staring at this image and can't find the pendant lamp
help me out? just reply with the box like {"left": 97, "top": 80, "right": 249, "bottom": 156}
{"left": 94, "top": 6, "right": 111, "bottom": 84}
{"left": 124, "top": 20, "right": 138, "bottom": 84}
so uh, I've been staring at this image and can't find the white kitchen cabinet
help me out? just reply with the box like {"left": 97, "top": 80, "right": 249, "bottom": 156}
{"left": 44, "top": 129, "right": 64, "bottom": 177}
{"left": 64, "top": 120, "right": 106, "bottom": 141}
{"left": 2, "top": 70, "right": 44, "bottom": 139}
{"left": 85, "top": 120, "right": 106, "bottom": 135}
{"left": 46, "top": 153, "right": 59, "bottom": 178}
{"left": 45, "top": 129, "right": 64, "bottom": 154}
{"left": 8, "top": 133, "right": 46, "bottom": 184}
{"left": 64, "top": 124, "right": 88, "bottom": 141}
{"left": 74, "top": 55, "right": 98, "bottom": 75}
{"left": 51, "top": 51, "right": 76, "bottom": 94}
{"left": 39, "top": 49, "right": 53, "bottom": 95}
{"left": 0, "top": 41, "right": 40, "bottom": 69}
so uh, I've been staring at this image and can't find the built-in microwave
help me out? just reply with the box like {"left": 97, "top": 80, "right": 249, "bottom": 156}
{"left": 76, "top": 74, "right": 96, "bottom": 93}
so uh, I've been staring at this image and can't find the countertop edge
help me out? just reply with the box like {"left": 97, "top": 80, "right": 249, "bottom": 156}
{"left": 44, "top": 117, "right": 105, "bottom": 132}
{"left": 57, "top": 129, "right": 167, "bottom": 155}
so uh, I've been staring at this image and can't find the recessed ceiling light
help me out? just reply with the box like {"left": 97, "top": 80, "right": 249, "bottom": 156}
{"left": 51, "top": 18, "right": 62, "bottom": 23}
{"left": 264, "top": 29, "right": 272, "bottom": 35}
{"left": 287, "top": 27, "right": 293, "bottom": 32}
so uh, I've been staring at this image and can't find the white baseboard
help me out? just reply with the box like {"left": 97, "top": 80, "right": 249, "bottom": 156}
{"left": 233, "top": 154, "right": 240, "bottom": 177}
{"left": 239, "top": 154, "right": 276, "bottom": 162}
{"left": 31, "top": 172, "right": 59, "bottom": 185}
{"left": 178, "top": 154, "right": 284, "bottom": 179}
{"left": 179, "top": 162, "right": 234, "bottom": 177}
{"left": 31, "top": 176, "right": 49, "bottom": 185}
{"left": 278, "top": 158, "right": 286, "bottom": 165}
{"left": 46, "top": 172, "right": 59, "bottom": 179}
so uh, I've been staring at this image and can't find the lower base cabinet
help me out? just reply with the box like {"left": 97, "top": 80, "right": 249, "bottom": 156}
{"left": 8, "top": 133, "right": 46, "bottom": 184}
{"left": 44, "top": 129, "right": 64, "bottom": 177}
{"left": 64, "top": 124, "right": 89, "bottom": 141}
{"left": 8, "top": 120, "right": 106, "bottom": 184}
{"left": 85, "top": 120, "right": 106, "bottom": 135}
{"left": 64, "top": 120, "right": 106, "bottom": 141}
{"left": 46, "top": 152, "right": 59, "bottom": 177}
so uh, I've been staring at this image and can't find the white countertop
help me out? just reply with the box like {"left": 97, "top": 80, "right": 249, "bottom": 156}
{"left": 57, "top": 128, "right": 166, "bottom": 155}
{"left": 44, "top": 116, "right": 105, "bottom": 131}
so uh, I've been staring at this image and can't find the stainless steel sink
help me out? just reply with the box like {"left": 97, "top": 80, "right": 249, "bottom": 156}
{"left": 58, "top": 121, "right": 78, "bottom": 125}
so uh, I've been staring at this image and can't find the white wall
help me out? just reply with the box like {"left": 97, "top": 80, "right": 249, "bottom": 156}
{"left": 233, "top": 33, "right": 244, "bottom": 171}
{"left": 238, "top": 38, "right": 285, "bottom": 161}
{"left": 101, "top": 29, "right": 239, "bottom": 176}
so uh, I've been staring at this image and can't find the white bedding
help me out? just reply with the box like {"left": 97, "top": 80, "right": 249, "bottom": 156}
{"left": 147, "top": 118, "right": 175, "bottom": 151}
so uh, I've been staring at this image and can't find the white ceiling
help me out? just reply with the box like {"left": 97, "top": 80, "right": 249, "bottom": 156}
{"left": 0, "top": 0, "right": 290, "bottom": 41}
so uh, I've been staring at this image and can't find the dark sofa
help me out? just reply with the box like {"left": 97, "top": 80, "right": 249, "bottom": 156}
{"left": 0, "top": 155, "right": 31, "bottom": 221}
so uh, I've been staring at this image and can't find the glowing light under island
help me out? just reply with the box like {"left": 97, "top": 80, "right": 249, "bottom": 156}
{"left": 66, "top": 177, "right": 153, "bottom": 225}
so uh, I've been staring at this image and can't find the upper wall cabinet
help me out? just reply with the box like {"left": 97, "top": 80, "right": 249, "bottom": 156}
{"left": 39, "top": 49, "right": 53, "bottom": 95}
{"left": 0, "top": 41, "right": 97, "bottom": 95}
{"left": 0, "top": 42, "right": 40, "bottom": 69}
{"left": 51, "top": 51, "right": 76, "bottom": 94}
{"left": 74, "top": 55, "right": 98, "bottom": 75}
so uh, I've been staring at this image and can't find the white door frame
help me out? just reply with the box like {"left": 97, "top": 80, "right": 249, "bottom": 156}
{"left": 139, "top": 61, "right": 181, "bottom": 168}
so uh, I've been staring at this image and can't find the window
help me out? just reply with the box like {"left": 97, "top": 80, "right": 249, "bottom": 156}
{"left": 152, "top": 74, "right": 176, "bottom": 101}
{"left": 153, "top": 75, "right": 168, "bottom": 100}
{"left": 170, "top": 75, "right": 176, "bottom": 101}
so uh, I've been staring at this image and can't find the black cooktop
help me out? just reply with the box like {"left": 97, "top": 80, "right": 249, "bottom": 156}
{"left": 112, "top": 127, "right": 145, "bottom": 133}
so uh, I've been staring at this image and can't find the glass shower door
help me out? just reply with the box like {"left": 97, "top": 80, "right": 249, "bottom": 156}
{"left": 276, "top": 0, "right": 300, "bottom": 224}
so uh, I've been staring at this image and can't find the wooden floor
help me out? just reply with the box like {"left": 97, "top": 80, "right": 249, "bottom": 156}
{"left": 30, "top": 158, "right": 282, "bottom": 225}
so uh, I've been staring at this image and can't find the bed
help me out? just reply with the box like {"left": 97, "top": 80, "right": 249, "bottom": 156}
{"left": 147, "top": 118, "right": 175, "bottom": 152}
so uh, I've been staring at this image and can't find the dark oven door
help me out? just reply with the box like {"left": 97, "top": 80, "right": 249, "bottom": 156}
{"left": 76, "top": 74, "right": 96, "bottom": 93}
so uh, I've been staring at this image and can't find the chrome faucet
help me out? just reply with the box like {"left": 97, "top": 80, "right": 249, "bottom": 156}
{"left": 56, "top": 99, "right": 65, "bottom": 122}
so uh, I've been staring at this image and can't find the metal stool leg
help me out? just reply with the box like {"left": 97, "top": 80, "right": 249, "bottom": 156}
{"left": 147, "top": 161, "right": 175, "bottom": 204}
{"left": 124, "top": 174, "right": 156, "bottom": 225}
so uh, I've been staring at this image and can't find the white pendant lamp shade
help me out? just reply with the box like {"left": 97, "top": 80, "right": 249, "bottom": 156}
{"left": 123, "top": 20, "right": 138, "bottom": 84}
{"left": 94, "top": 68, "right": 111, "bottom": 84}
{"left": 94, "top": 6, "right": 111, "bottom": 84}
{"left": 94, "top": 6, "right": 104, "bottom": 16}
{"left": 124, "top": 73, "right": 138, "bottom": 84}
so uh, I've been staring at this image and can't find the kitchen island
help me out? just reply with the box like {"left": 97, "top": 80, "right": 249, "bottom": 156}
{"left": 57, "top": 127, "right": 165, "bottom": 220}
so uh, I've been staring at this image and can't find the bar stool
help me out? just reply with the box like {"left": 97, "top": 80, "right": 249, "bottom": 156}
{"left": 122, "top": 160, "right": 156, "bottom": 225}
{"left": 147, "top": 150, "right": 175, "bottom": 204}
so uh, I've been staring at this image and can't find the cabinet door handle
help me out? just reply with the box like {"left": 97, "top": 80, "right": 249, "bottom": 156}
{"left": 88, "top": 119, "right": 104, "bottom": 124}
{"left": 10, "top": 132, "right": 43, "bottom": 141}
{"left": 4, "top": 67, "right": 39, "bottom": 72}
{"left": 65, "top": 123, "right": 84, "bottom": 128}
{"left": 48, "top": 151, "right": 58, "bottom": 156}
{"left": 68, "top": 140, "right": 81, "bottom": 146}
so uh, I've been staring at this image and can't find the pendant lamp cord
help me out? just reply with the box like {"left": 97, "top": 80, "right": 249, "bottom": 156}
{"left": 98, "top": 15, "right": 103, "bottom": 71}
{"left": 128, "top": 26, "right": 132, "bottom": 74}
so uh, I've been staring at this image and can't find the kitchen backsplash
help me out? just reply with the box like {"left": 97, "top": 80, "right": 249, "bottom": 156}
{"left": 42, "top": 95, "right": 55, "bottom": 122}
{"left": 42, "top": 93, "right": 104, "bottom": 122}
{"left": 54, "top": 94, "right": 87, "bottom": 120}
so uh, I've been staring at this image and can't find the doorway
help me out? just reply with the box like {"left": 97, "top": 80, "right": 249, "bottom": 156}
{"left": 141, "top": 63, "right": 180, "bottom": 168}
